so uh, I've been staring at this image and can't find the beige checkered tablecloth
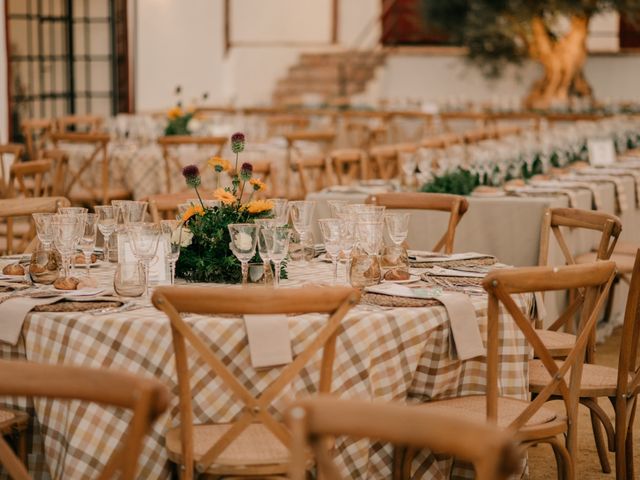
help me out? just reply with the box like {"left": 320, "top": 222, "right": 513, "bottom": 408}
{"left": 0, "top": 260, "right": 532, "bottom": 480}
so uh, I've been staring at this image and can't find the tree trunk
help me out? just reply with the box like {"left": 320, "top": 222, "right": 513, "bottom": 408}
{"left": 524, "top": 15, "right": 592, "bottom": 110}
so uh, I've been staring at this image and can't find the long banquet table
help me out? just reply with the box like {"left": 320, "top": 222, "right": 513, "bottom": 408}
{"left": 0, "top": 260, "right": 532, "bottom": 479}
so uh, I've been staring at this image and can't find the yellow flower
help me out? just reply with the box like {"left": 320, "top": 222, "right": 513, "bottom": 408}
{"left": 167, "top": 106, "right": 183, "bottom": 120}
{"left": 208, "top": 156, "right": 231, "bottom": 173}
{"left": 213, "top": 188, "right": 237, "bottom": 205}
{"left": 244, "top": 199, "right": 273, "bottom": 214}
{"left": 181, "top": 204, "right": 205, "bottom": 222}
{"left": 249, "top": 178, "right": 267, "bottom": 192}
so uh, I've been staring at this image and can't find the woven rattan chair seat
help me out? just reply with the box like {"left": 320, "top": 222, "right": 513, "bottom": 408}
{"left": 576, "top": 251, "right": 635, "bottom": 274}
{"left": 529, "top": 359, "right": 628, "bottom": 397}
{"left": 420, "top": 395, "right": 557, "bottom": 429}
{"left": 0, "top": 407, "right": 28, "bottom": 433}
{"left": 535, "top": 329, "right": 576, "bottom": 357}
{"left": 165, "top": 423, "right": 290, "bottom": 475}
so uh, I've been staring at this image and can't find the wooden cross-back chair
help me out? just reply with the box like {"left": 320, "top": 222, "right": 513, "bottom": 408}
{"left": 283, "top": 129, "right": 336, "bottom": 197}
{"left": 530, "top": 250, "right": 640, "bottom": 479}
{"left": 266, "top": 114, "right": 310, "bottom": 137}
{"left": 152, "top": 285, "right": 360, "bottom": 479}
{"left": 39, "top": 149, "right": 70, "bottom": 196}
{"left": 296, "top": 155, "right": 332, "bottom": 199}
{"left": 366, "top": 192, "right": 469, "bottom": 254}
{"left": 287, "top": 396, "right": 521, "bottom": 480}
{"left": 368, "top": 145, "right": 398, "bottom": 180}
{"left": 400, "top": 262, "right": 616, "bottom": 480}
{"left": 21, "top": 119, "right": 52, "bottom": 160}
{"left": 51, "top": 131, "right": 129, "bottom": 205}
{"left": 0, "top": 359, "right": 168, "bottom": 480}
{"left": 9, "top": 159, "right": 53, "bottom": 198}
{"left": 0, "top": 144, "right": 23, "bottom": 197}
{"left": 536, "top": 207, "right": 622, "bottom": 355}
{"left": 55, "top": 114, "right": 104, "bottom": 133}
{"left": 156, "top": 136, "right": 228, "bottom": 193}
{"left": 344, "top": 119, "right": 388, "bottom": 152}
{"left": 251, "top": 160, "right": 274, "bottom": 197}
{"left": 0, "top": 197, "right": 70, "bottom": 254}
{"left": 328, "top": 148, "right": 368, "bottom": 185}
{"left": 147, "top": 192, "right": 218, "bottom": 224}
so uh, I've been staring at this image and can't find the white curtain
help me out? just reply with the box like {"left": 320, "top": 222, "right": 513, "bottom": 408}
{"left": 0, "top": 0, "right": 7, "bottom": 143}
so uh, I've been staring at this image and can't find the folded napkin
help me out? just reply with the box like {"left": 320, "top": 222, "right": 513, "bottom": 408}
{"left": 243, "top": 314, "right": 293, "bottom": 369}
{"left": 408, "top": 251, "right": 492, "bottom": 263}
{"left": 0, "top": 295, "right": 63, "bottom": 345}
{"left": 508, "top": 187, "right": 578, "bottom": 208}
{"left": 426, "top": 266, "right": 486, "bottom": 278}
{"left": 364, "top": 284, "right": 485, "bottom": 360}
{"left": 529, "top": 180, "right": 603, "bottom": 210}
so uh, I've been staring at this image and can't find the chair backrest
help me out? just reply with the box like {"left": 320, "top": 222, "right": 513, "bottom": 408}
{"left": 328, "top": 148, "right": 368, "bottom": 185}
{"left": 297, "top": 155, "right": 332, "bottom": 198}
{"left": 251, "top": 160, "right": 273, "bottom": 197}
{"left": 39, "top": 149, "right": 70, "bottom": 196}
{"left": 152, "top": 285, "right": 360, "bottom": 474}
{"left": 616, "top": 250, "right": 640, "bottom": 398}
{"left": 0, "top": 197, "right": 70, "bottom": 254}
{"left": 0, "top": 144, "right": 24, "bottom": 196}
{"left": 368, "top": 145, "right": 398, "bottom": 180}
{"left": 147, "top": 192, "right": 217, "bottom": 223}
{"left": 286, "top": 396, "right": 521, "bottom": 480}
{"left": 156, "top": 136, "right": 228, "bottom": 193}
{"left": 50, "top": 132, "right": 112, "bottom": 203}
{"left": 538, "top": 207, "right": 622, "bottom": 268}
{"left": 0, "top": 359, "right": 168, "bottom": 480}
{"left": 266, "top": 115, "right": 310, "bottom": 137}
{"left": 9, "top": 159, "right": 53, "bottom": 198}
{"left": 21, "top": 119, "right": 52, "bottom": 160}
{"left": 55, "top": 114, "right": 104, "bottom": 133}
{"left": 483, "top": 262, "right": 615, "bottom": 455}
{"left": 366, "top": 192, "right": 469, "bottom": 254}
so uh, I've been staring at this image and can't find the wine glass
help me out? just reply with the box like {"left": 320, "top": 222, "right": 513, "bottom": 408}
{"left": 384, "top": 212, "right": 410, "bottom": 247}
{"left": 95, "top": 205, "right": 117, "bottom": 263}
{"left": 228, "top": 223, "right": 260, "bottom": 285}
{"left": 357, "top": 221, "right": 384, "bottom": 256}
{"left": 58, "top": 207, "right": 88, "bottom": 215}
{"left": 160, "top": 220, "right": 181, "bottom": 285}
{"left": 268, "top": 198, "right": 289, "bottom": 226}
{"left": 32, "top": 213, "right": 54, "bottom": 249}
{"left": 57, "top": 210, "right": 86, "bottom": 275}
{"left": 328, "top": 200, "right": 348, "bottom": 218}
{"left": 127, "top": 222, "right": 161, "bottom": 297}
{"left": 52, "top": 215, "right": 81, "bottom": 278}
{"left": 318, "top": 218, "right": 343, "bottom": 284}
{"left": 78, "top": 213, "right": 98, "bottom": 277}
{"left": 256, "top": 218, "right": 277, "bottom": 283}
{"left": 338, "top": 215, "right": 356, "bottom": 284}
{"left": 261, "top": 226, "right": 291, "bottom": 287}
{"left": 288, "top": 201, "right": 315, "bottom": 264}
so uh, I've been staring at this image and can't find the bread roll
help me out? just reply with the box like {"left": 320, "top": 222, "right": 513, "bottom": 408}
{"left": 53, "top": 277, "right": 79, "bottom": 290}
{"left": 74, "top": 253, "right": 97, "bottom": 264}
{"left": 384, "top": 269, "right": 411, "bottom": 281}
{"left": 2, "top": 264, "right": 25, "bottom": 275}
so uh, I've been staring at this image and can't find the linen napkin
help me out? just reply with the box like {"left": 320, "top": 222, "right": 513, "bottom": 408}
{"left": 408, "top": 251, "right": 492, "bottom": 263}
{"left": 364, "top": 284, "right": 485, "bottom": 360}
{"left": 0, "top": 295, "right": 63, "bottom": 345}
{"left": 243, "top": 314, "right": 293, "bottom": 369}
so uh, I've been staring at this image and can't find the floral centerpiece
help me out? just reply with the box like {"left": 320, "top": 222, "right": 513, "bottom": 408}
{"left": 164, "top": 85, "right": 208, "bottom": 136}
{"left": 175, "top": 132, "right": 276, "bottom": 283}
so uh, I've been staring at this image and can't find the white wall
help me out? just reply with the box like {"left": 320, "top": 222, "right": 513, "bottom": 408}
{"left": 0, "top": 0, "right": 8, "bottom": 143}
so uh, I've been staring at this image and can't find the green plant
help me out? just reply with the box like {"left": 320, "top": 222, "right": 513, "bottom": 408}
{"left": 420, "top": 168, "right": 479, "bottom": 195}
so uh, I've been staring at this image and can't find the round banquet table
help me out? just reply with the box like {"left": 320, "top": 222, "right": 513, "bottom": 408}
{"left": 0, "top": 259, "right": 532, "bottom": 479}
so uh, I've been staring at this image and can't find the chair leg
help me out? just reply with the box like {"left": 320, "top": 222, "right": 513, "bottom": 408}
{"left": 17, "top": 431, "right": 27, "bottom": 467}
{"left": 625, "top": 402, "right": 637, "bottom": 480}
{"left": 590, "top": 408, "right": 612, "bottom": 473}
{"left": 602, "top": 275, "right": 619, "bottom": 324}
{"left": 392, "top": 445, "right": 405, "bottom": 480}
{"left": 548, "top": 436, "right": 574, "bottom": 480}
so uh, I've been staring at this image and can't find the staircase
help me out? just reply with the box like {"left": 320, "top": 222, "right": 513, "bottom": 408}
{"left": 272, "top": 49, "right": 386, "bottom": 106}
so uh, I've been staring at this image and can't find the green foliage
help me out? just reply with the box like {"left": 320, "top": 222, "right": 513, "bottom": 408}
{"left": 164, "top": 112, "right": 194, "bottom": 136}
{"left": 420, "top": 168, "right": 479, "bottom": 196}
{"left": 175, "top": 204, "right": 277, "bottom": 283}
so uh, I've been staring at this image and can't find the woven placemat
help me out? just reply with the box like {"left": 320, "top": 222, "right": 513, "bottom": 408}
{"left": 411, "top": 256, "right": 496, "bottom": 268}
{"left": 421, "top": 275, "right": 484, "bottom": 287}
{"left": 361, "top": 292, "right": 442, "bottom": 308}
{"left": 33, "top": 300, "right": 123, "bottom": 313}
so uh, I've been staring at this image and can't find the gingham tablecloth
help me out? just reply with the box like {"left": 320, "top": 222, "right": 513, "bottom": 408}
{"left": 0, "top": 260, "right": 532, "bottom": 480}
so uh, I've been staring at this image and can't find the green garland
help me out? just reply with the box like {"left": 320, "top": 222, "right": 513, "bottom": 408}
{"left": 420, "top": 168, "right": 479, "bottom": 196}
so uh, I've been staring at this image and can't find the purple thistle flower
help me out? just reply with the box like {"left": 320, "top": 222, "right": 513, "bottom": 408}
{"left": 240, "top": 162, "right": 253, "bottom": 181}
{"left": 182, "top": 164, "right": 201, "bottom": 189}
{"left": 231, "top": 132, "right": 246, "bottom": 153}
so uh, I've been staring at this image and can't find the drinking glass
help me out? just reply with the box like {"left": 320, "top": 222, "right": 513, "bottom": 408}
{"left": 262, "top": 226, "right": 291, "bottom": 287}
{"left": 318, "top": 218, "right": 343, "bottom": 284}
{"left": 327, "top": 200, "right": 348, "bottom": 218}
{"left": 114, "top": 262, "right": 145, "bottom": 297}
{"left": 288, "top": 201, "right": 315, "bottom": 264}
{"left": 127, "top": 222, "right": 161, "bottom": 297}
{"left": 256, "top": 218, "right": 276, "bottom": 283}
{"left": 52, "top": 215, "right": 81, "bottom": 278}
{"left": 357, "top": 221, "right": 384, "bottom": 256}
{"left": 57, "top": 210, "right": 87, "bottom": 275}
{"left": 78, "top": 213, "right": 98, "bottom": 277}
{"left": 32, "top": 213, "right": 54, "bottom": 249}
{"left": 338, "top": 217, "right": 356, "bottom": 283}
{"left": 58, "top": 207, "right": 88, "bottom": 215}
{"left": 357, "top": 205, "right": 386, "bottom": 223}
{"left": 112, "top": 200, "right": 148, "bottom": 224}
{"left": 95, "top": 205, "right": 118, "bottom": 262}
{"left": 384, "top": 212, "right": 410, "bottom": 246}
{"left": 160, "top": 220, "right": 181, "bottom": 285}
{"left": 228, "top": 223, "right": 260, "bottom": 285}
{"left": 268, "top": 198, "right": 289, "bottom": 226}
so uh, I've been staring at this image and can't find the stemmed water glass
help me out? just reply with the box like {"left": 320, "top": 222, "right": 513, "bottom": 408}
{"left": 288, "top": 201, "right": 315, "bottom": 264}
{"left": 318, "top": 218, "right": 343, "bottom": 284}
{"left": 95, "top": 205, "right": 117, "bottom": 262}
{"left": 384, "top": 212, "right": 410, "bottom": 247}
{"left": 256, "top": 218, "right": 277, "bottom": 282}
{"left": 78, "top": 213, "right": 98, "bottom": 277}
{"left": 228, "top": 223, "right": 260, "bottom": 286}
{"left": 338, "top": 217, "right": 356, "bottom": 283}
{"left": 52, "top": 215, "right": 82, "bottom": 278}
{"left": 127, "top": 222, "right": 161, "bottom": 297}
{"left": 32, "top": 213, "right": 54, "bottom": 249}
{"left": 160, "top": 220, "right": 181, "bottom": 285}
{"left": 357, "top": 221, "right": 384, "bottom": 256}
{"left": 328, "top": 200, "right": 348, "bottom": 218}
{"left": 261, "top": 226, "right": 291, "bottom": 287}
{"left": 268, "top": 198, "right": 289, "bottom": 226}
